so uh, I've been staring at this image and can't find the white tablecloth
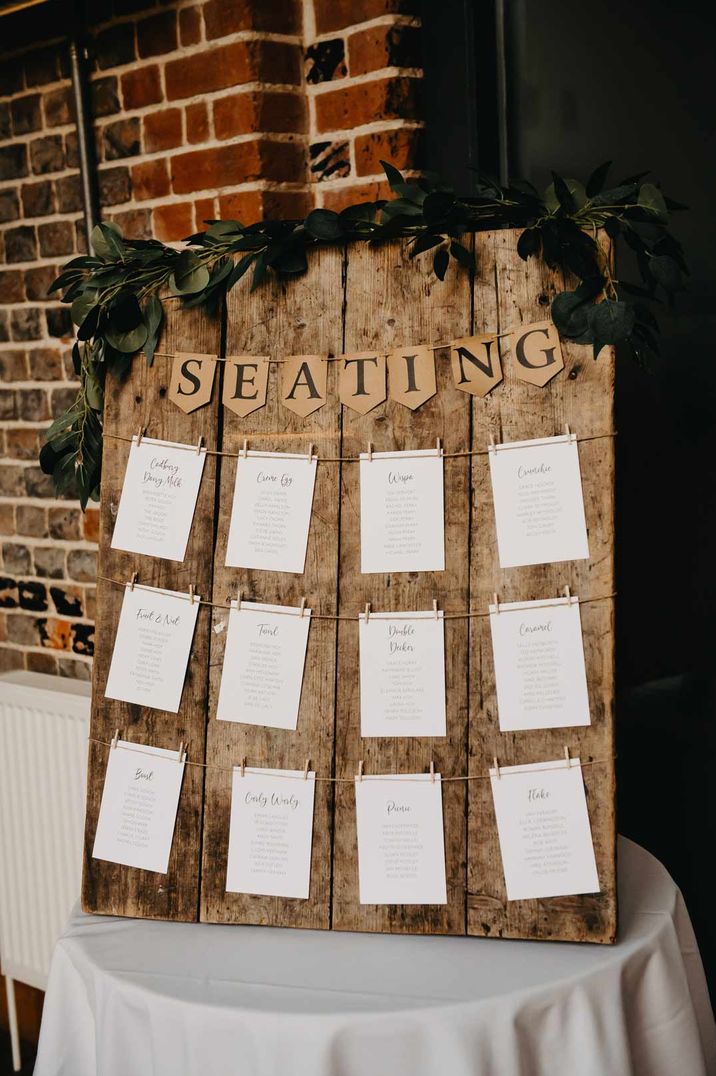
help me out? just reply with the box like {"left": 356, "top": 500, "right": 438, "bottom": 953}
{"left": 35, "top": 838, "right": 716, "bottom": 1076}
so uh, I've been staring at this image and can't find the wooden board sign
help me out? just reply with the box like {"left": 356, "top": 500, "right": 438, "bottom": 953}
{"left": 82, "top": 232, "right": 617, "bottom": 943}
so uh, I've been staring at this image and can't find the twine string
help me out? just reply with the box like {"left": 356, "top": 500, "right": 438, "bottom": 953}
{"left": 150, "top": 325, "right": 529, "bottom": 365}
{"left": 88, "top": 736, "right": 615, "bottom": 782}
{"left": 105, "top": 429, "right": 616, "bottom": 462}
{"left": 95, "top": 574, "right": 616, "bottom": 621}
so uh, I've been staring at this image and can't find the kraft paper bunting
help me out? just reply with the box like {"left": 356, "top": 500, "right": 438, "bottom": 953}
{"left": 450, "top": 335, "right": 503, "bottom": 397}
{"left": 169, "top": 352, "right": 217, "bottom": 413}
{"left": 510, "top": 320, "right": 564, "bottom": 386}
{"left": 339, "top": 352, "right": 387, "bottom": 415}
{"left": 387, "top": 346, "right": 437, "bottom": 409}
{"left": 281, "top": 355, "right": 328, "bottom": 417}
{"left": 222, "top": 356, "right": 269, "bottom": 417}
{"left": 164, "top": 319, "right": 569, "bottom": 416}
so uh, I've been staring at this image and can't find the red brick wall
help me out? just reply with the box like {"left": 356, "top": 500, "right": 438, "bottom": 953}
{"left": 0, "top": 0, "right": 424, "bottom": 678}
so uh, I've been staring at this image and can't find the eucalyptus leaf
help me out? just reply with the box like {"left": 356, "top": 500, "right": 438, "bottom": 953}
{"left": 551, "top": 291, "right": 591, "bottom": 339}
{"left": 105, "top": 320, "right": 148, "bottom": 354}
{"left": 305, "top": 208, "right": 343, "bottom": 241}
{"left": 587, "top": 300, "right": 636, "bottom": 359}
{"left": 169, "top": 253, "right": 211, "bottom": 295}
{"left": 517, "top": 227, "right": 540, "bottom": 260}
{"left": 586, "top": 161, "right": 612, "bottom": 197}
{"left": 380, "top": 159, "right": 405, "bottom": 190}
{"left": 433, "top": 247, "right": 449, "bottom": 281}
{"left": 638, "top": 183, "right": 668, "bottom": 222}
{"left": 649, "top": 254, "right": 684, "bottom": 291}
{"left": 544, "top": 176, "right": 586, "bottom": 213}
{"left": 91, "top": 221, "right": 124, "bottom": 260}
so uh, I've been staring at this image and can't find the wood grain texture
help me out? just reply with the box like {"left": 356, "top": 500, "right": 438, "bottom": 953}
{"left": 466, "top": 229, "right": 617, "bottom": 943}
{"left": 85, "top": 233, "right": 616, "bottom": 942}
{"left": 82, "top": 299, "right": 221, "bottom": 922}
{"left": 200, "top": 247, "right": 344, "bottom": 927}
{"left": 331, "top": 240, "right": 473, "bottom": 934}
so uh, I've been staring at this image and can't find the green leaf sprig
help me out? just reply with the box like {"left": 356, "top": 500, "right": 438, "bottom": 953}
{"left": 43, "top": 160, "right": 687, "bottom": 503}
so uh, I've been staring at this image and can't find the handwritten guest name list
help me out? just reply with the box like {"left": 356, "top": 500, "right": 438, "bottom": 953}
{"left": 226, "top": 767, "right": 316, "bottom": 898}
{"left": 111, "top": 436, "right": 206, "bottom": 562}
{"left": 489, "top": 435, "right": 590, "bottom": 567}
{"left": 217, "top": 601, "right": 311, "bottom": 729}
{"left": 104, "top": 584, "right": 200, "bottom": 713}
{"left": 355, "top": 775, "right": 447, "bottom": 905}
{"left": 490, "top": 758, "right": 600, "bottom": 900}
{"left": 489, "top": 596, "right": 590, "bottom": 730}
{"left": 359, "top": 449, "right": 445, "bottom": 573}
{"left": 92, "top": 740, "right": 185, "bottom": 873}
{"left": 359, "top": 611, "right": 446, "bottom": 737}
{"left": 225, "top": 451, "right": 318, "bottom": 574}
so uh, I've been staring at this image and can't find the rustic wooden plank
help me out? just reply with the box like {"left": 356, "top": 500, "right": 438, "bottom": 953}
{"left": 200, "top": 247, "right": 344, "bottom": 928}
{"left": 331, "top": 240, "right": 472, "bottom": 934}
{"left": 82, "top": 299, "right": 221, "bottom": 922}
{"left": 467, "top": 229, "right": 617, "bottom": 943}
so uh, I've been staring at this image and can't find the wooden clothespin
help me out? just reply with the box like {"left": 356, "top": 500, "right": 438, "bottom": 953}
{"left": 136, "top": 426, "right": 145, "bottom": 447}
{"left": 493, "top": 755, "right": 501, "bottom": 779}
{"left": 565, "top": 423, "right": 576, "bottom": 443}
{"left": 364, "top": 602, "right": 371, "bottom": 623}
{"left": 488, "top": 432, "right": 497, "bottom": 453}
{"left": 436, "top": 437, "right": 443, "bottom": 457}
{"left": 357, "top": 759, "right": 364, "bottom": 782}
{"left": 564, "top": 745, "right": 572, "bottom": 768}
{"left": 111, "top": 728, "right": 120, "bottom": 750}
{"left": 177, "top": 740, "right": 185, "bottom": 762}
{"left": 188, "top": 584, "right": 196, "bottom": 605}
{"left": 129, "top": 571, "right": 138, "bottom": 591}
{"left": 563, "top": 584, "right": 572, "bottom": 603}
{"left": 299, "top": 596, "right": 307, "bottom": 618}
{"left": 240, "top": 757, "right": 246, "bottom": 778}
{"left": 196, "top": 435, "right": 204, "bottom": 455}
{"left": 492, "top": 591, "right": 500, "bottom": 614}
{"left": 303, "top": 758, "right": 310, "bottom": 780}
{"left": 429, "top": 760, "right": 436, "bottom": 783}
{"left": 433, "top": 599, "right": 439, "bottom": 620}
{"left": 242, "top": 438, "right": 249, "bottom": 459}
{"left": 306, "top": 442, "right": 314, "bottom": 464}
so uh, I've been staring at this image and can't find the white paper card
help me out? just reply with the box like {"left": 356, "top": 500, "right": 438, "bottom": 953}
{"left": 226, "top": 767, "right": 316, "bottom": 898}
{"left": 488, "top": 435, "right": 589, "bottom": 567}
{"left": 490, "top": 759, "right": 600, "bottom": 901}
{"left": 111, "top": 436, "right": 206, "bottom": 562}
{"left": 355, "top": 774, "right": 447, "bottom": 904}
{"left": 359, "top": 611, "right": 446, "bottom": 737}
{"left": 92, "top": 740, "right": 185, "bottom": 873}
{"left": 225, "top": 451, "right": 317, "bottom": 574}
{"left": 359, "top": 450, "right": 445, "bottom": 573}
{"left": 104, "top": 585, "right": 199, "bottom": 713}
{"left": 489, "top": 597, "right": 590, "bottom": 731}
{"left": 217, "top": 601, "right": 311, "bottom": 729}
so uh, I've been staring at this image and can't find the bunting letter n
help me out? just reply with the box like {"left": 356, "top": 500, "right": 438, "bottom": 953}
{"left": 450, "top": 335, "right": 502, "bottom": 397}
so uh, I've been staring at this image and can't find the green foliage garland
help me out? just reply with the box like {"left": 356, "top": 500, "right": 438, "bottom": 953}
{"left": 42, "top": 160, "right": 687, "bottom": 507}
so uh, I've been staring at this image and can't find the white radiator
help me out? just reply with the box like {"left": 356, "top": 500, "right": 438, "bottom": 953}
{"left": 0, "top": 670, "right": 90, "bottom": 991}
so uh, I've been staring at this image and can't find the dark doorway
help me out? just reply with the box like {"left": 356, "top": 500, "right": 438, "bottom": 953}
{"left": 422, "top": 0, "right": 716, "bottom": 988}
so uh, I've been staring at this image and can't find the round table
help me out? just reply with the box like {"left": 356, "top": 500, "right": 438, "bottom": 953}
{"left": 35, "top": 838, "right": 716, "bottom": 1076}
